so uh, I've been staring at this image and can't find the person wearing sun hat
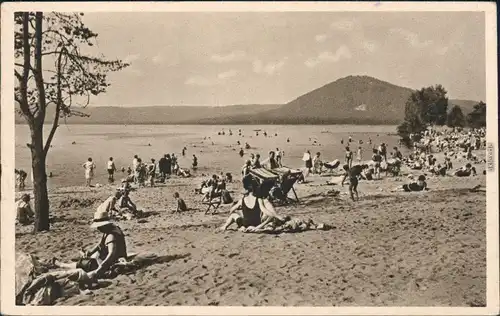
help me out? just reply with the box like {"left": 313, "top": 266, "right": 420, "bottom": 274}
{"left": 51, "top": 210, "right": 128, "bottom": 280}
{"left": 84, "top": 211, "right": 128, "bottom": 280}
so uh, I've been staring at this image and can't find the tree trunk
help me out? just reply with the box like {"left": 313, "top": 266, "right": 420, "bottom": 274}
{"left": 30, "top": 122, "right": 50, "bottom": 232}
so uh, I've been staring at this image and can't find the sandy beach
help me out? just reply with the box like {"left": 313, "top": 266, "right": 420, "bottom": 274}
{"left": 15, "top": 160, "right": 486, "bottom": 306}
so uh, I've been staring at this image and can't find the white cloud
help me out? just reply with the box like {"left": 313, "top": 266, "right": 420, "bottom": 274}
{"left": 362, "top": 40, "right": 377, "bottom": 53}
{"left": 315, "top": 34, "right": 328, "bottom": 42}
{"left": 185, "top": 75, "right": 218, "bottom": 86}
{"left": 330, "top": 19, "right": 355, "bottom": 31}
{"left": 123, "top": 53, "right": 140, "bottom": 64}
{"left": 436, "top": 46, "right": 449, "bottom": 56}
{"left": 186, "top": 69, "right": 238, "bottom": 86}
{"left": 253, "top": 58, "right": 287, "bottom": 75}
{"left": 211, "top": 50, "right": 246, "bottom": 63}
{"left": 389, "top": 28, "right": 433, "bottom": 48}
{"left": 152, "top": 54, "right": 163, "bottom": 64}
{"left": 305, "top": 46, "right": 352, "bottom": 68}
{"left": 217, "top": 69, "right": 238, "bottom": 79}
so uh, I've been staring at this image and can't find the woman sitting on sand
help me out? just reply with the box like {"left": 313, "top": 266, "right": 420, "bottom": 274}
{"left": 16, "top": 193, "right": 34, "bottom": 225}
{"left": 454, "top": 163, "right": 477, "bottom": 177}
{"left": 52, "top": 211, "right": 128, "bottom": 281}
{"left": 218, "top": 178, "right": 284, "bottom": 232}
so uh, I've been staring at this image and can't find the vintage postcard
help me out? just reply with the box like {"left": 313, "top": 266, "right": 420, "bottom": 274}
{"left": 1, "top": 1, "right": 498, "bottom": 315}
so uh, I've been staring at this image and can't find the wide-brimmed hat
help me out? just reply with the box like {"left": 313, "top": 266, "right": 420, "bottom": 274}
{"left": 90, "top": 211, "right": 113, "bottom": 229}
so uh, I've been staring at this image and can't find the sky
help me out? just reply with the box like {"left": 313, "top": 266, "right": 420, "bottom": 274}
{"left": 79, "top": 11, "right": 485, "bottom": 107}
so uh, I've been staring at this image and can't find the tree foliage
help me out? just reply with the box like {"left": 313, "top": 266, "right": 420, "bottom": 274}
{"left": 446, "top": 105, "right": 466, "bottom": 128}
{"left": 466, "top": 101, "right": 486, "bottom": 128}
{"left": 14, "top": 12, "right": 128, "bottom": 232}
{"left": 397, "top": 85, "right": 449, "bottom": 147}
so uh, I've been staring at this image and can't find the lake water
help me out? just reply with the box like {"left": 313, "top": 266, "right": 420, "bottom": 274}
{"left": 15, "top": 124, "right": 401, "bottom": 188}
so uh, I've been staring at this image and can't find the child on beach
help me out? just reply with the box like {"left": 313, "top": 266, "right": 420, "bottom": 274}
{"left": 192, "top": 154, "right": 198, "bottom": 170}
{"left": 174, "top": 192, "right": 188, "bottom": 213}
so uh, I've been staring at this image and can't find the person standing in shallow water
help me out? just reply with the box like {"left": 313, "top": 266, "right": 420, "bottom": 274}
{"left": 107, "top": 157, "right": 116, "bottom": 184}
{"left": 83, "top": 157, "right": 96, "bottom": 187}
{"left": 192, "top": 154, "right": 198, "bottom": 170}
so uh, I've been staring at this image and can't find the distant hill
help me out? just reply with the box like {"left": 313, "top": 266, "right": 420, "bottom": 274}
{"left": 14, "top": 104, "right": 283, "bottom": 125}
{"left": 15, "top": 75, "right": 479, "bottom": 125}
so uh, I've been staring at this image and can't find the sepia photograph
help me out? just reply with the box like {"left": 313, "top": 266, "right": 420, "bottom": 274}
{"left": 1, "top": 2, "right": 498, "bottom": 315}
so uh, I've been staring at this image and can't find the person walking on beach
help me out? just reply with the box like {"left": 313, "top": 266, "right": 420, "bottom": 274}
{"left": 107, "top": 157, "right": 117, "bottom": 184}
{"left": 356, "top": 146, "right": 363, "bottom": 163}
{"left": 132, "top": 155, "right": 139, "bottom": 184}
{"left": 83, "top": 158, "right": 96, "bottom": 187}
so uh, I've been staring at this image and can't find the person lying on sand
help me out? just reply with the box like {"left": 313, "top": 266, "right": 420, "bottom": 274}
{"left": 241, "top": 216, "right": 331, "bottom": 234}
{"left": 52, "top": 211, "right": 128, "bottom": 281}
{"left": 217, "top": 179, "right": 284, "bottom": 232}
{"left": 454, "top": 163, "right": 477, "bottom": 177}
{"left": 16, "top": 194, "right": 34, "bottom": 225}
{"left": 174, "top": 192, "right": 188, "bottom": 213}
{"left": 393, "top": 175, "right": 428, "bottom": 192}
{"left": 341, "top": 164, "right": 368, "bottom": 202}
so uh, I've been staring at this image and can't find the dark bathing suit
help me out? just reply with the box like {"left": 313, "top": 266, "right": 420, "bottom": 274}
{"left": 238, "top": 198, "right": 262, "bottom": 228}
{"left": 98, "top": 226, "right": 128, "bottom": 262}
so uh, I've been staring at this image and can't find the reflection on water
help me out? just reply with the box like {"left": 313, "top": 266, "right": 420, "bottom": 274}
{"left": 15, "top": 124, "right": 400, "bottom": 188}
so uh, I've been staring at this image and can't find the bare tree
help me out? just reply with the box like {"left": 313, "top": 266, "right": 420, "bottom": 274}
{"left": 14, "top": 12, "right": 128, "bottom": 232}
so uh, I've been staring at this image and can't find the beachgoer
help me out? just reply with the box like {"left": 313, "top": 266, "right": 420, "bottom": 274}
{"left": 455, "top": 163, "right": 477, "bottom": 177}
{"left": 218, "top": 179, "right": 284, "bottom": 232}
{"left": 97, "top": 191, "right": 122, "bottom": 218}
{"left": 16, "top": 194, "right": 34, "bottom": 225}
{"left": 242, "top": 160, "right": 252, "bottom": 177}
{"left": 182, "top": 147, "right": 186, "bottom": 156}
{"left": 348, "top": 136, "right": 352, "bottom": 143}
{"left": 174, "top": 192, "right": 188, "bottom": 213}
{"left": 356, "top": 146, "right": 363, "bottom": 162}
{"left": 15, "top": 169, "right": 27, "bottom": 190}
{"left": 239, "top": 148, "right": 244, "bottom": 157}
{"left": 107, "top": 157, "right": 117, "bottom": 184}
{"left": 286, "top": 138, "right": 290, "bottom": 143}
{"left": 158, "top": 155, "right": 167, "bottom": 183}
{"left": 253, "top": 154, "right": 262, "bottom": 169}
{"left": 401, "top": 175, "right": 428, "bottom": 192}
{"left": 392, "top": 147, "right": 403, "bottom": 160}
{"left": 275, "top": 148, "right": 282, "bottom": 167}
{"left": 82, "top": 158, "right": 96, "bottom": 187}
{"left": 340, "top": 138, "right": 344, "bottom": 145}
{"left": 148, "top": 159, "right": 156, "bottom": 187}
{"left": 378, "top": 143, "right": 387, "bottom": 161}
{"left": 371, "top": 149, "right": 382, "bottom": 179}
{"left": 267, "top": 151, "right": 278, "bottom": 169}
{"left": 135, "top": 158, "right": 146, "bottom": 186}
{"left": 303, "top": 150, "right": 313, "bottom": 173}
{"left": 132, "top": 155, "right": 139, "bottom": 183}
{"left": 368, "top": 137, "right": 372, "bottom": 145}
{"left": 165, "top": 154, "right": 172, "bottom": 177}
{"left": 312, "top": 152, "right": 323, "bottom": 174}
{"left": 117, "top": 190, "right": 138, "bottom": 218}
{"left": 341, "top": 164, "right": 368, "bottom": 201}
{"left": 345, "top": 146, "right": 353, "bottom": 169}
{"left": 53, "top": 211, "right": 128, "bottom": 281}
{"left": 192, "top": 154, "right": 198, "bottom": 170}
